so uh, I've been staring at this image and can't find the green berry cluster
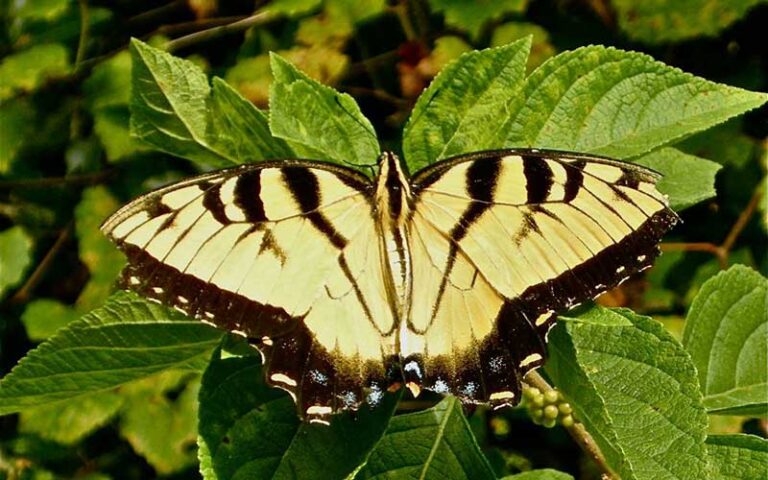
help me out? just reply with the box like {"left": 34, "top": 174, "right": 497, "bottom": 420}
{"left": 523, "top": 386, "right": 575, "bottom": 428}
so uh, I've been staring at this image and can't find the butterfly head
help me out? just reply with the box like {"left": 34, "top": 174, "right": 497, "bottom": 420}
{"left": 375, "top": 151, "right": 413, "bottom": 221}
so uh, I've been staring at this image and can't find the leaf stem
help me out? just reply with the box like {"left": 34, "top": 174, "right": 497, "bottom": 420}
{"left": 9, "top": 223, "right": 73, "bottom": 305}
{"left": 74, "top": 0, "right": 90, "bottom": 71}
{"left": 661, "top": 184, "right": 764, "bottom": 269}
{"left": 165, "top": 12, "right": 277, "bottom": 52}
{"left": 525, "top": 371, "right": 618, "bottom": 480}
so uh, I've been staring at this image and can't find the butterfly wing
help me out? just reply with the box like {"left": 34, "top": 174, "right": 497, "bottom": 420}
{"left": 404, "top": 149, "right": 678, "bottom": 406}
{"left": 102, "top": 161, "right": 398, "bottom": 423}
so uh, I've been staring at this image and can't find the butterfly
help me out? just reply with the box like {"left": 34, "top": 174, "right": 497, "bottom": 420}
{"left": 101, "top": 149, "right": 677, "bottom": 424}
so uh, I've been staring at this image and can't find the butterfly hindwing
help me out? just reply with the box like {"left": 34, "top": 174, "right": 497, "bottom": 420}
{"left": 405, "top": 150, "right": 678, "bottom": 406}
{"left": 101, "top": 161, "right": 399, "bottom": 423}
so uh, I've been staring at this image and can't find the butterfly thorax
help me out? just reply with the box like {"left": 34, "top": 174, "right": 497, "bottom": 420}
{"left": 373, "top": 152, "right": 414, "bottom": 321}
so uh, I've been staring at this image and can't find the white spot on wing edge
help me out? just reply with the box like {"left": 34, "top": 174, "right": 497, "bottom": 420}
{"left": 270, "top": 373, "right": 297, "bottom": 387}
{"left": 489, "top": 391, "right": 515, "bottom": 401}
{"left": 520, "top": 353, "right": 543, "bottom": 368}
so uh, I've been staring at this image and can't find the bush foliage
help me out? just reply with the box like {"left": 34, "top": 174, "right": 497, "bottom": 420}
{"left": 0, "top": 1, "right": 766, "bottom": 479}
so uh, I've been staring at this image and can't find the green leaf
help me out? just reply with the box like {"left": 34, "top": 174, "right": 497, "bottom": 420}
{"left": 74, "top": 186, "right": 126, "bottom": 310}
{"left": 269, "top": 52, "right": 379, "bottom": 170}
{"left": 120, "top": 371, "right": 200, "bottom": 474}
{"left": 129, "top": 39, "right": 235, "bottom": 168}
{"left": 682, "top": 265, "right": 767, "bottom": 416}
{"left": 0, "top": 43, "right": 69, "bottom": 100}
{"left": 634, "top": 147, "right": 721, "bottom": 211}
{"left": 210, "top": 78, "right": 294, "bottom": 161}
{"left": 706, "top": 434, "right": 768, "bottom": 479}
{"left": 0, "top": 291, "right": 222, "bottom": 414}
{"left": 428, "top": 0, "right": 529, "bottom": 39}
{"left": 356, "top": 397, "right": 496, "bottom": 480}
{"left": 546, "top": 306, "right": 708, "bottom": 480}
{"left": 490, "top": 22, "right": 556, "bottom": 71}
{"left": 611, "top": 0, "right": 766, "bottom": 44}
{"left": 403, "top": 38, "right": 531, "bottom": 171}
{"left": 263, "top": 0, "right": 322, "bottom": 17}
{"left": 198, "top": 348, "right": 398, "bottom": 480}
{"left": 10, "top": 0, "right": 69, "bottom": 21}
{"left": 19, "top": 391, "right": 123, "bottom": 445}
{"left": 0, "top": 226, "right": 34, "bottom": 299}
{"left": 502, "top": 469, "right": 575, "bottom": 480}
{"left": 502, "top": 46, "right": 768, "bottom": 160}
{"left": 0, "top": 99, "right": 35, "bottom": 174}
{"left": 21, "top": 299, "right": 80, "bottom": 341}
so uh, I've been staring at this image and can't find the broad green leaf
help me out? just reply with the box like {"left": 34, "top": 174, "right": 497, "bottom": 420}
{"left": 0, "top": 291, "right": 222, "bottom": 414}
{"left": 634, "top": 147, "right": 721, "bottom": 211}
{"left": 120, "top": 371, "right": 200, "bottom": 474}
{"left": 682, "top": 265, "right": 767, "bottom": 416}
{"left": 21, "top": 299, "right": 80, "bottom": 341}
{"left": 428, "top": 0, "right": 529, "bottom": 39}
{"left": 677, "top": 120, "right": 759, "bottom": 168}
{"left": 74, "top": 187, "right": 126, "bottom": 310}
{"left": 491, "top": 22, "right": 556, "bottom": 71}
{"left": 198, "top": 348, "right": 398, "bottom": 480}
{"left": 210, "top": 78, "right": 294, "bottom": 161}
{"left": 403, "top": 38, "right": 531, "bottom": 171}
{"left": 502, "top": 469, "right": 574, "bottom": 480}
{"left": 502, "top": 46, "right": 768, "bottom": 160}
{"left": 0, "top": 43, "right": 69, "bottom": 100}
{"left": 19, "top": 391, "right": 123, "bottom": 444}
{"left": 129, "top": 39, "right": 235, "bottom": 169}
{"left": 0, "top": 99, "right": 34, "bottom": 174}
{"left": 356, "top": 397, "right": 496, "bottom": 480}
{"left": 269, "top": 53, "right": 379, "bottom": 170}
{"left": 611, "top": 0, "right": 766, "bottom": 44}
{"left": 705, "top": 434, "right": 768, "bottom": 479}
{"left": 546, "top": 307, "right": 708, "bottom": 480}
{"left": 0, "top": 226, "right": 34, "bottom": 299}
{"left": 325, "top": 0, "right": 387, "bottom": 24}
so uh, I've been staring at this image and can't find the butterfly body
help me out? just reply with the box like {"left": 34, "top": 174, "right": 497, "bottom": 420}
{"left": 102, "top": 149, "right": 677, "bottom": 424}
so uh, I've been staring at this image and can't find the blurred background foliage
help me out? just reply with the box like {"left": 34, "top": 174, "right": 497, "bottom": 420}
{"left": 0, "top": 0, "right": 766, "bottom": 478}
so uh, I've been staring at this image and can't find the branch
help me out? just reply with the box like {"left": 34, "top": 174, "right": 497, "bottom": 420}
{"left": 8, "top": 223, "right": 74, "bottom": 305}
{"left": 74, "top": 0, "right": 90, "bottom": 70}
{"left": 525, "top": 371, "right": 618, "bottom": 480}
{"left": 0, "top": 170, "right": 114, "bottom": 189}
{"left": 165, "top": 12, "right": 278, "bottom": 52}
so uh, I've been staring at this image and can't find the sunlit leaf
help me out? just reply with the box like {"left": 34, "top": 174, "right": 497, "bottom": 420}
{"left": 0, "top": 44, "right": 69, "bottom": 100}
{"left": 428, "top": 0, "right": 529, "bottom": 38}
{"left": 706, "top": 434, "right": 768, "bottom": 479}
{"left": 0, "top": 226, "right": 34, "bottom": 299}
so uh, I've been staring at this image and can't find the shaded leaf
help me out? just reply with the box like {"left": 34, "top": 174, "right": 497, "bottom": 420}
{"left": 356, "top": 397, "right": 496, "bottom": 480}
{"left": 611, "top": 0, "right": 766, "bottom": 44}
{"left": 491, "top": 22, "right": 556, "bottom": 71}
{"left": 428, "top": 0, "right": 529, "bottom": 38}
{"left": 120, "top": 371, "right": 200, "bottom": 474}
{"left": 198, "top": 348, "right": 398, "bottom": 480}
{"left": 19, "top": 391, "right": 123, "bottom": 444}
{"left": 129, "top": 39, "right": 235, "bottom": 168}
{"left": 682, "top": 265, "right": 767, "bottom": 416}
{"left": 0, "top": 43, "right": 70, "bottom": 100}
{"left": 403, "top": 38, "right": 531, "bottom": 171}
{"left": 269, "top": 52, "right": 378, "bottom": 170}
{"left": 706, "top": 434, "right": 768, "bottom": 480}
{"left": 502, "top": 469, "right": 574, "bottom": 480}
{"left": 21, "top": 299, "right": 80, "bottom": 341}
{"left": 10, "top": 0, "right": 69, "bottom": 21}
{"left": 634, "top": 147, "right": 721, "bottom": 211}
{"left": 502, "top": 46, "right": 768, "bottom": 160}
{"left": 546, "top": 306, "right": 708, "bottom": 480}
{"left": 0, "top": 226, "right": 34, "bottom": 299}
{"left": 0, "top": 98, "right": 35, "bottom": 174}
{"left": 0, "top": 291, "right": 222, "bottom": 414}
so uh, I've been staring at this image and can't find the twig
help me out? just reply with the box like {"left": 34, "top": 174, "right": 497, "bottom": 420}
{"left": 165, "top": 11, "right": 278, "bottom": 52}
{"left": 127, "top": 0, "right": 186, "bottom": 27}
{"left": 155, "top": 16, "right": 248, "bottom": 36}
{"left": 0, "top": 170, "right": 113, "bottom": 189}
{"left": 74, "top": 0, "right": 90, "bottom": 70}
{"left": 525, "top": 371, "right": 618, "bottom": 480}
{"left": 661, "top": 185, "right": 764, "bottom": 269}
{"left": 9, "top": 223, "right": 73, "bottom": 305}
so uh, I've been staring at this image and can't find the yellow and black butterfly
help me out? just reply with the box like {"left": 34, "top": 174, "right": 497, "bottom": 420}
{"left": 101, "top": 149, "right": 677, "bottom": 424}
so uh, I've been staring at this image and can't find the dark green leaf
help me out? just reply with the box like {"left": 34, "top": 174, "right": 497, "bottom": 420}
{"left": 634, "top": 147, "right": 721, "bottom": 211}
{"left": 356, "top": 397, "right": 496, "bottom": 480}
{"left": 502, "top": 469, "right": 574, "bottom": 480}
{"left": 0, "top": 43, "right": 69, "bottom": 100}
{"left": 546, "top": 307, "right": 708, "bottom": 480}
{"left": 403, "top": 38, "right": 531, "bottom": 171}
{"left": 0, "top": 291, "right": 222, "bottom": 414}
{"left": 683, "top": 265, "right": 767, "bottom": 416}
{"left": 0, "top": 99, "right": 35, "bottom": 174}
{"left": 706, "top": 434, "right": 768, "bottom": 479}
{"left": 198, "top": 348, "right": 398, "bottom": 480}
{"left": 0, "top": 226, "right": 34, "bottom": 299}
{"left": 269, "top": 52, "right": 379, "bottom": 170}
{"left": 428, "top": 0, "right": 529, "bottom": 39}
{"left": 21, "top": 299, "right": 80, "bottom": 341}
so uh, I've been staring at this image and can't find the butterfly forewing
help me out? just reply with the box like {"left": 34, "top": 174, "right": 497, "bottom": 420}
{"left": 101, "top": 161, "right": 398, "bottom": 423}
{"left": 405, "top": 150, "right": 678, "bottom": 407}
